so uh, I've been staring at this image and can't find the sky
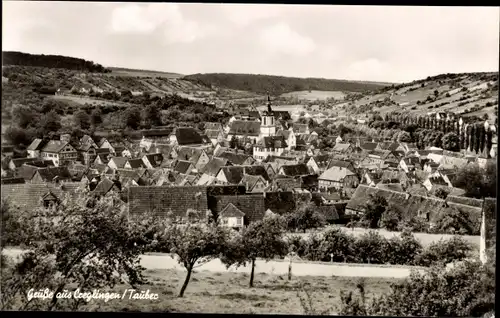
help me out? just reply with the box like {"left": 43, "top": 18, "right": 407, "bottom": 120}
{"left": 2, "top": 2, "right": 499, "bottom": 83}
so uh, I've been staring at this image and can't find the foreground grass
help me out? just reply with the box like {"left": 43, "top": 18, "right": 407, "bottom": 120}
{"left": 84, "top": 269, "right": 398, "bottom": 314}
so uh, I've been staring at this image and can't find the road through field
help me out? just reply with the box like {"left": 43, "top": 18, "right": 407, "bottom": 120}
{"left": 2, "top": 248, "right": 425, "bottom": 279}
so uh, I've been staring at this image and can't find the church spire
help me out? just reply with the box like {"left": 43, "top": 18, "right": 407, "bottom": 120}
{"left": 267, "top": 94, "right": 273, "bottom": 113}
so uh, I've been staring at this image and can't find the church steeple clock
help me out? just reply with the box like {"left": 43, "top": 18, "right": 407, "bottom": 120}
{"left": 260, "top": 94, "right": 276, "bottom": 137}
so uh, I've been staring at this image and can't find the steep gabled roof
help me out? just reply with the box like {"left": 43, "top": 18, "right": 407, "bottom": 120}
{"left": 176, "top": 127, "right": 203, "bottom": 145}
{"left": 128, "top": 186, "right": 209, "bottom": 219}
{"left": 332, "top": 143, "right": 351, "bottom": 152}
{"left": 143, "top": 153, "right": 164, "bottom": 168}
{"left": 1, "top": 182, "right": 83, "bottom": 211}
{"left": 33, "top": 166, "right": 73, "bottom": 182}
{"left": 228, "top": 120, "right": 261, "bottom": 136}
{"left": 126, "top": 159, "right": 146, "bottom": 169}
{"left": 200, "top": 157, "right": 229, "bottom": 177}
{"left": 219, "top": 165, "right": 270, "bottom": 184}
{"left": 279, "top": 163, "right": 310, "bottom": 177}
{"left": 327, "top": 159, "right": 354, "bottom": 170}
{"left": 205, "top": 129, "right": 222, "bottom": 139}
{"left": 177, "top": 147, "right": 204, "bottom": 162}
{"left": 92, "top": 178, "right": 121, "bottom": 196}
{"left": 217, "top": 151, "right": 254, "bottom": 165}
{"left": 257, "top": 136, "right": 288, "bottom": 148}
{"left": 264, "top": 191, "right": 296, "bottom": 215}
{"left": 27, "top": 138, "right": 46, "bottom": 151}
{"left": 292, "top": 123, "right": 309, "bottom": 134}
{"left": 41, "top": 140, "right": 71, "bottom": 153}
{"left": 240, "top": 174, "right": 265, "bottom": 191}
{"left": 360, "top": 142, "right": 378, "bottom": 152}
{"left": 108, "top": 157, "right": 128, "bottom": 169}
{"left": 174, "top": 160, "right": 194, "bottom": 174}
{"left": 219, "top": 203, "right": 246, "bottom": 217}
{"left": 211, "top": 194, "right": 265, "bottom": 223}
{"left": 276, "top": 130, "right": 292, "bottom": 139}
{"left": 319, "top": 166, "right": 357, "bottom": 182}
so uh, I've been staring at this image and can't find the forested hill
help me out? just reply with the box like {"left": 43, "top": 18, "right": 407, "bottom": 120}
{"left": 182, "top": 73, "right": 393, "bottom": 95}
{"left": 2, "top": 51, "right": 110, "bottom": 73}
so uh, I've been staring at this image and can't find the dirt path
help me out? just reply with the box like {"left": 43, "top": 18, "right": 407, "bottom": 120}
{"left": 3, "top": 248, "right": 425, "bottom": 279}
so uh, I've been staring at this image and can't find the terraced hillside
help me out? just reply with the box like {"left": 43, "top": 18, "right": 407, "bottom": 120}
{"left": 334, "top": 72, "right": 498, "bottom": 120}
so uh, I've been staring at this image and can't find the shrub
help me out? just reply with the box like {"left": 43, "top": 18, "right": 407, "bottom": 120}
{"left": 367, "top": 260, "right": 494, "bottom": 317}
{"left": 385, "top": 230, "right": 422, "bottom": 266}
{"left": 318, "top": 228, "right": 357, "bottom": 263}
{"left": 354, "top": 231, "right": 389, "bottom": 264}
{"left": 415, "top": 236, "right": 473, "bottom": 267}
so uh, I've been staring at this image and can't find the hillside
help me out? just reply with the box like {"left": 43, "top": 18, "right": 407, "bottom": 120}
{"left": 331, "top": 72, "right": 498, "bottom": 121}
{"left": 108, "top": 67, "right": 183, "bottom": 79}
{"left": 2, "top": 51, "right": 109, "bottom": 73}
{"left": 182, "top": 73, "right": 393, "bottom": 95}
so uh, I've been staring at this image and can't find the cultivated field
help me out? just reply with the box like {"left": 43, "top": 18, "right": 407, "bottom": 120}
{"left": 287, "top": 226, "right": 481, "bottom": 251}
{"left": 108, "top": 67, "right": 183, "bottom": 79}
{"left": 281, "top": 90, "right": 347, "bottom": 101}
{"left": 83, "top": 269, "right": 400, "bottom": 313}
{"left": 49, "top": 95, "right": 130, "bottom": 107}
{"left": 256, "top": 104, "right": 306, "bottom": 112}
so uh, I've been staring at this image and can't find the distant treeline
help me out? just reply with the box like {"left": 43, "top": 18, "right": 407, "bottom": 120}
{"left": 2, "top": 51, "right": 110, "bottom": 73}
{"left": 183, "top": 73, "right": 391, "bottom": 95}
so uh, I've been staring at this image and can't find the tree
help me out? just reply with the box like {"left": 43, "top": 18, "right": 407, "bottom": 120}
{"left": 124, "top": 107, "right": 141, "bottom": 130}
{"left": 485, "top": 129, "right": 493, "bottom": 156}
{"left": 12, "top": 105, "right": 36, "bottom": 129}
{"left": 73, "top": 110, "right": 91, "bottom": 130}
{"left": 163, "top": 223, "right": 228, "bottom": 297}
{"left": 434, "top": 188, "right": 450, "bottom": 200}
{"left": 415, "top": 236, "right": 473, "bottom": 267}
{"left": 0, "top": 191, "right": 159, "bottom": 311}
{"left": 39, "top": 111, "right": 62, "bottom": 135}
{"left": 397, "top": 131, "right": 412, "bottom": 143}
{"left": 355, "top": 231, "right": 388, "bottom": 264}
{"left": 380, "top": 205, "right": 403, "bottom": 231}
{"left": 474, "top": 124, "right": 481, "bottom": 154}
{"left": 452, "top": 163, "right": 488, "bottom": 199}
{"left": 385, "top": 230, "right": 422, "bottom": 265}
{"left": 464, "top": 125, "right": 470, "bottom": 150}
{"left": 441, "top": 132, "right": 460, "bottom": 151}
{"left": 287, "top": 202, "right": 327, "bottom": 233}
{"left": 4, "top": 126, "right": 30, "bottom": 146}
{"left": 478, "top": 125, "right": 486, "bottom": 154}
{"left": 229, "top": 135, "right": 238, "bottom": 149}
{"left": 318, "top": 227, "right": 357, "bottom": 263}
{"left": 366, "top": 260, "right": 494, "bottom": 317}
{"left": 221, "top": 215, "right": 288, "bottom": 288}
{"left": 469, "top": 125, "right": 476, "bottom": 152}
{"left": 434, "top": 89, "right": 439, "bottom": 97}
{"left": 363, "top": 194, "right": 388, "bottom": 229}
{"left": 432, "top": 131, "right": 444, "bottom": 148}
{"left": 433, "top": 206, "right": 479, "bottom": 235}
{"left": 90, "top": 108, "right": 103, "bottom": 127}
{"left": 144, "top": 103, "right": 162, "bottom": 127}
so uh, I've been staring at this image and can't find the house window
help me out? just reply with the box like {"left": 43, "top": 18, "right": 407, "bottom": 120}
{"left": 236, "top": 218, "right": 242, "bottom": 225}
{"left": 222, "top": 218, "right": 228, "bottom": 225}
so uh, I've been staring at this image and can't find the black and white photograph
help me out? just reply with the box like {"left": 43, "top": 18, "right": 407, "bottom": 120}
{"left": 0, "top": 1, "right": 498, "bottom": 315}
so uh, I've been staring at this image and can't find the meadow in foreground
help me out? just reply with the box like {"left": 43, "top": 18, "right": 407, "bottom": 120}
{"left": 88, "top": 269, "right": 398, "bottom": 314}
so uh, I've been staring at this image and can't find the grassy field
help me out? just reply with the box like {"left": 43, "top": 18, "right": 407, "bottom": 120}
{"left": 50, "top": 95, "right": 130, "bottom": 107}
{"left": 84, "top": 268, "right": 399, "bottom": 313}
{"left": 287, "top": 226, "right": 481, "bottom": 251}
{"left": 107, "top": 67, "right": 183, "bottom": 79}
{"left": 281, "top": 90, "right": 346, "bottom": 101}
{"left": 256, "top": 104, "right": 306, "bottom": 112}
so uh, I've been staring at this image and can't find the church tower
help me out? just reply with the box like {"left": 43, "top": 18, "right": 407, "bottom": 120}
{"left": 260, "top": 95, "right": 276, "bottom": 137}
